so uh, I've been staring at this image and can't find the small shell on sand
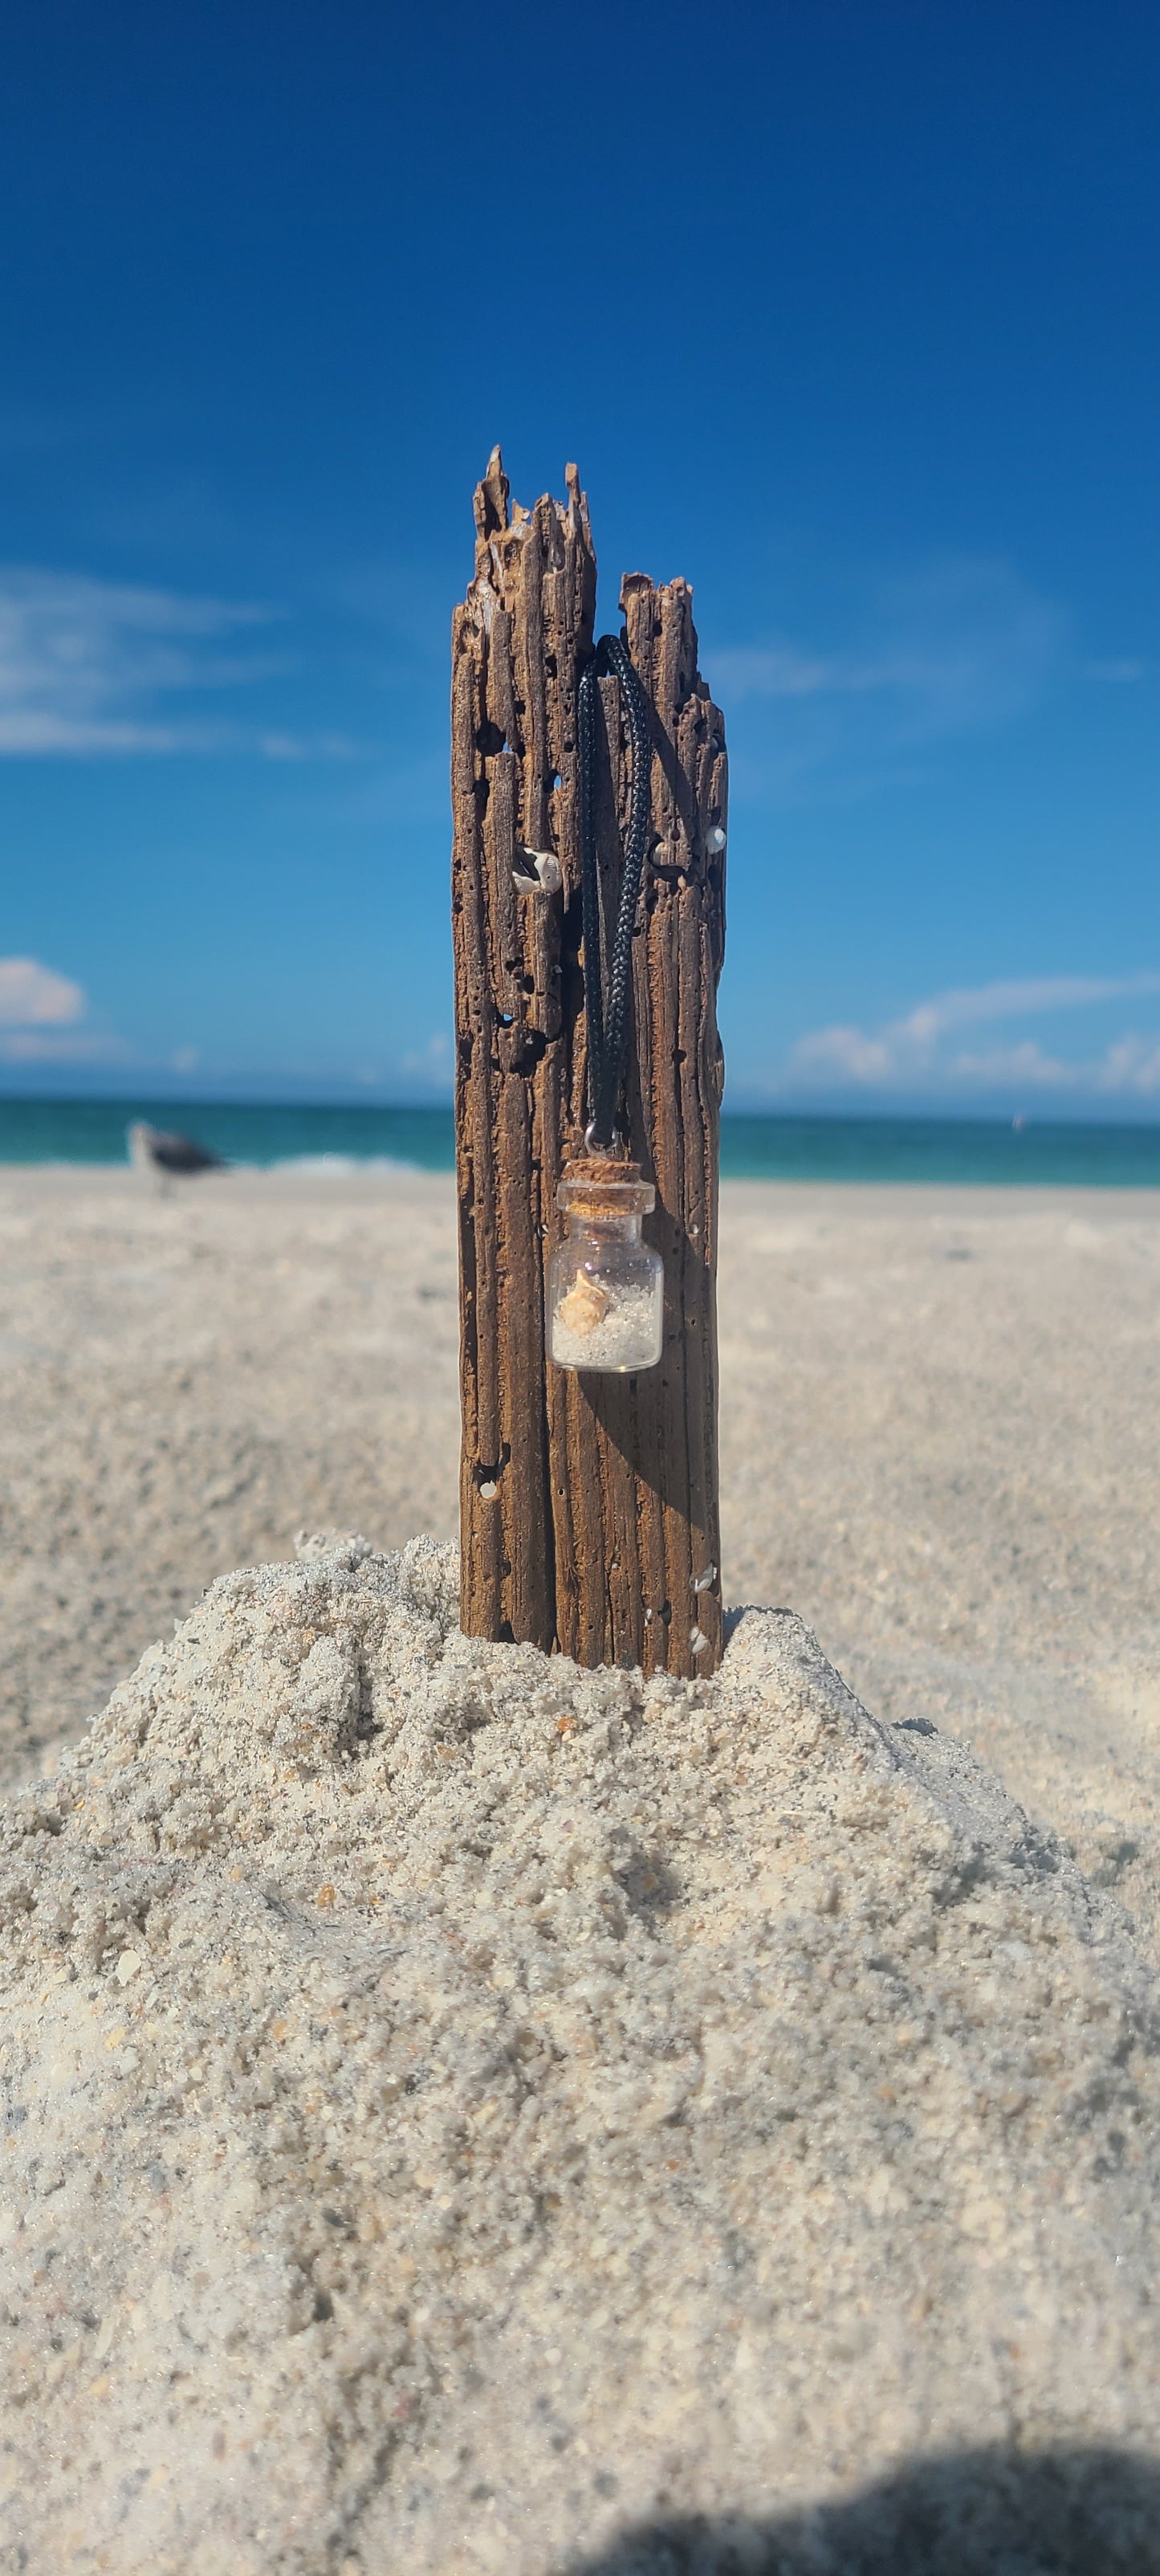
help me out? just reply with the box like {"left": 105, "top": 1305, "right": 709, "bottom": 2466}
{"left": 556, "top": 1271, "right": 610, "bottom": 1335}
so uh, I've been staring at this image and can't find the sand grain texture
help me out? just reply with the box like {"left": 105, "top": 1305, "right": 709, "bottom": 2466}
{"left": 2, "top": 1537, "right": 1159, "bottom": 2572}
{"left": 0, "top": 1168, "right": 459, "bottom": 1776}
{"left": 3, "top": 1168, "right": 1160, "bottom": 1967}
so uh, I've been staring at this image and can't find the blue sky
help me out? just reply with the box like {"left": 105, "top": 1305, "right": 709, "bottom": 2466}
{"left": 2, "top": 0, "right": 1158, "bottom": 1113}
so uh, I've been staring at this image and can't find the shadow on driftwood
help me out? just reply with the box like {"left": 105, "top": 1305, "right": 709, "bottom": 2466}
{"left": 565, "top": 2445, "right": 1160, "bottom": 2574}
{"left": 577, "top": 1236, "right": 715, "bottom": 1518}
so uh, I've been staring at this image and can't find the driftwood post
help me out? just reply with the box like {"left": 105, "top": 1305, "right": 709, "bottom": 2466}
{"left": 451, "top": 450, "right": 727, "bottom": 1677}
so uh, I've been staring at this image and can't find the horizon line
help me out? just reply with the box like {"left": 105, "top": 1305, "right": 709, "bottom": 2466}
{"left": 7, "top": 1089, "right": 1160, "bottom": 1135}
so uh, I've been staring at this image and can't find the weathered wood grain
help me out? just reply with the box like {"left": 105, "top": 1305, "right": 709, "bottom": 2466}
{"left": 452, "top": 449, "right": 727, "bottom": 1673}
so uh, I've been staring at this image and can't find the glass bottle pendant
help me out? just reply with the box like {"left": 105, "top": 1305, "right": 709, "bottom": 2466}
{"left": 547, "top": 1164, "right": 664, "bottom": 1374}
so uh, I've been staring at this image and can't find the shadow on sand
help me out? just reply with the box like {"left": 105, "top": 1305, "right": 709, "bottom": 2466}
{"left": 566, "top": 2445, "right": 1160, "bottom": 2574}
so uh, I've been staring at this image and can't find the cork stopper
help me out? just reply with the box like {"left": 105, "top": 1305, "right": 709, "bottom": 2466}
{"left": 558, "top": 1156, "right": 655, "bottom": 1220}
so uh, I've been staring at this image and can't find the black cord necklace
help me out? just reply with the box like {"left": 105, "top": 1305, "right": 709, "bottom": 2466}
{"left": 576, "top": 634, "right": 654, "bottom": 1151}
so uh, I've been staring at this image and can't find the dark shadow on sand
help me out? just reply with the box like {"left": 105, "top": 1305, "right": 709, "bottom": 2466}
{"left": 564, "top": 2445, "right": 1160, "bottom": 2574}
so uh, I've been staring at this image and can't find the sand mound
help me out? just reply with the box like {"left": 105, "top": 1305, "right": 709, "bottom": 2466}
{"left": 2, "top": 1539, "right": 1159, "bottom": 2574}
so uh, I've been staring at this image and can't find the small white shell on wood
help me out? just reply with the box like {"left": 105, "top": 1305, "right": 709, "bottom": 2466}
{"left": 513, "top": 847, "right": 562, "bottom": 895}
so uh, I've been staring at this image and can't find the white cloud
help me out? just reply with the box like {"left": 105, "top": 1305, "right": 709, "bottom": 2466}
{"left": 714, "top": 646, "right": 836, "bottom": 700}
{"left": 946, "top": 1041, "right": 1074, "bottom": 1089}
{"left": 1094, "top": 1037, "right": 1160, "bottom": 1096}
{"left": 0, "top": 952, "right": 132, "bottom": 1065}
{"left": 789, "top": 1024, "right": 895, "bottom": 1083}
{"left": 0, "top": 569, "right": 277, "bottom": 756}
{"left": 785, "top": 974, "right": 1160, "bottom": 1100}
{"left": 710, "top": 558, "right": 1070, "bottom": 763}
{"left": 892, "top": 975, "right": 1160, "bottom": 1047}
{"left": 0, "top": 955, "right": 86, "bottom": 1027}
{"left": 0, "top": 568, "right": 349, "bottom": 760}
{"left": 258, "top": 729, "right": 359, "bottom": 762}
{"left": 0, "top": 1029, "right": 129, "bottom": 1065}
{"left": 0, "top": 712, "right": 186, "bottom": 754}
{"left": 401, "top": 1031, "right": 452, "bottom": 1080}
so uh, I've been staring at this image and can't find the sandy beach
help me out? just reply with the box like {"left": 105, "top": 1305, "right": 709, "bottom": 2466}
{"left": 2, "top": 1163, "right": 1158, "bottom": 1953}
{"left": 5, "top": 1163, "right": 1160, "bottom": 2570}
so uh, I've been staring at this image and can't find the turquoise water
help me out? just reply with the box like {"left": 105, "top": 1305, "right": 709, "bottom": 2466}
{"left": 5, "top": 1096, "right": 1160, "bottom": 1184}
{"left": 0, "top": 1097, "right": 457, "bottom": 1172}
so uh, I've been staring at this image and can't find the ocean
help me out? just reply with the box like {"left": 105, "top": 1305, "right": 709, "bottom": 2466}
{"left": 4, "top": 1096, "right": 1160, "bottom": 1185}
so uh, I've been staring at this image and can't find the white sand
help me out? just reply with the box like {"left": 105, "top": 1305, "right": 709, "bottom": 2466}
{"left": 4, "top": 1533, "right": 1160, "bottom": 2572}
{"left": 4, "top": 1164, "right": 1160, "bottom": 2566}
{"left": 2, "top": 1164, "right": 1159, "bottom": 1967}
{"left": 550, "top": 1278, "right": 661, "bottom": 1372}
{"left": 0, "top": 1165, "right": 459, "bottom": 1780}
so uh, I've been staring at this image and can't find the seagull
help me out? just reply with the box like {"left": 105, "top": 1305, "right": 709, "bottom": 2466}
{"left": 128, "top": 1121, "right": 228, "bottom": 1188}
